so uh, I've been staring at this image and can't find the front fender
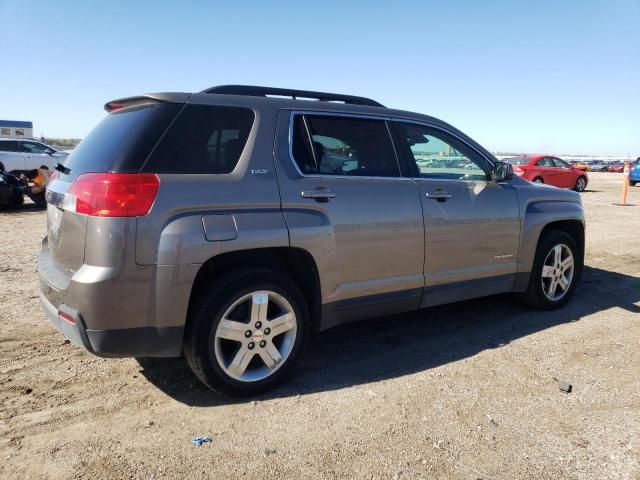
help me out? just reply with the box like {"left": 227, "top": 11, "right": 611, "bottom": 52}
{"left": 518, "top": 199, "right": 584, "bottom": 276}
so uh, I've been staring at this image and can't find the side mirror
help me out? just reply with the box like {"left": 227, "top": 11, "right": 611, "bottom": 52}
{"left": 490, "top": 161, "right": 514, "bottom": 182}
{"left": 44, "top": 148, "right": 55, "bottom": 155}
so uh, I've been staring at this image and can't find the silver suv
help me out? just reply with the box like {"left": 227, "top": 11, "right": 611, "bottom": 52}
{"left": 38, "top": 85, "right": 584, "bottom": 396}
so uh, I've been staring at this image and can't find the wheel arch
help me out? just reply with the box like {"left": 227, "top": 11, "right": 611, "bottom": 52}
{"left": 516, "top": 200, "right": 585, "bottom": 290}
{"left": 187, "top": 247, "right": 322, "bottom": 331}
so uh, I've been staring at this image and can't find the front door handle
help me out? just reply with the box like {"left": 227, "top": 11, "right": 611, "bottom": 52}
{"left": 425, "top": 191, "right": 452, "bottom": 202}
{"left": 301, "top": 189, "right": 336, "bottom": 202}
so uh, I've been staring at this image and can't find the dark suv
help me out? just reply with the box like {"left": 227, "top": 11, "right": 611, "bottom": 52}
{"left": 38, "top": 85, "right": 584, "bottom": 396}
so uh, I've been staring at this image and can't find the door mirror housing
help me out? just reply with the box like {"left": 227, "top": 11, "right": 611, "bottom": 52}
{"left": 490, "top": 161, "right": 514, "bottom": 182}
{"left": 44, "top": 148, "right": 55, "bottom": 156}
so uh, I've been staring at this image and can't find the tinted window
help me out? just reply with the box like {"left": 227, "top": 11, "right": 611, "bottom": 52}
{"left": 0, "top": 141, "right": 19, "bottom": 152}
{"left": 58, "top": 103, "right": 180, "bottom": 182}
{"left": 394, "top": 122, "right": 488, "bottom": 180}
{"left": 291, "top": 115, "right": 400, "bottom": 177}
{"left": 20, "top": 141, "right": 49, "bottom": 154}
{"left": 144, "top": 105, "right": 254, "bottom": 174}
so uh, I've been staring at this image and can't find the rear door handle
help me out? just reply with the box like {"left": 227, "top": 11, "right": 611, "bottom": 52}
{"left": 425, "top": 191, "right": 452, "bottom": 202}
{"left": 301, "top": 190, "right": 336, "bottom": 202}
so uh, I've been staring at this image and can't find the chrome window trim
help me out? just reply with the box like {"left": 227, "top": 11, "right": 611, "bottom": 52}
{"left": 287, "top": 111, "right": 408, "bottom": 182}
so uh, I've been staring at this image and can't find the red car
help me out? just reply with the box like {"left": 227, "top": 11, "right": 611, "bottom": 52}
{"left": 505, "top": 155, "right": 588, "bottom": 192}
{"left": 607, "top": 162, "right": 625, "bottom": 173}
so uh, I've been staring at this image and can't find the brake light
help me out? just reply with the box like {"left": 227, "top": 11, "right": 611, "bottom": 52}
{"left": 105, "top": 102, "right": 125, "bottom": 112}
{"left": 67, "top": 173, "right": 159, "bottom": 217}
{"left": 513, "top": 166, "right": 524, "bottom": 175}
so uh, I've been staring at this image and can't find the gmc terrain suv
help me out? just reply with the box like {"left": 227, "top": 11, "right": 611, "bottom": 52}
{"left": 38, "top": 85, "right": 584, "bottom": 396}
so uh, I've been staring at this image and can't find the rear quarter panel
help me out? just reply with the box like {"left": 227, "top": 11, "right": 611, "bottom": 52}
{"left": 134, "top": 102, "right": 289, "bottom": 329}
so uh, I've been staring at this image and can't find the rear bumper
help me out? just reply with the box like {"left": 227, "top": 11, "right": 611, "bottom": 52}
{"left": 38, "top": 290, "right": 184, "bottom": 357}
{"left": 37, "top": 237, "right": 184, "bottom": 358}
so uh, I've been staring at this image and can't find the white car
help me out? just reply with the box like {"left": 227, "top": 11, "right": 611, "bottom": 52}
{"left": 0, "top": 138, "right": 69, "bottom": 173}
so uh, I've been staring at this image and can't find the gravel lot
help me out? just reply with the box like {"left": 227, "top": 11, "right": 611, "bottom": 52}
{"left": 1, "top": 172, "right": 639, "bottom": 480}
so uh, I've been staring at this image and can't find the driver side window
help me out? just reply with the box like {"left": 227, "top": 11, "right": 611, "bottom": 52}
{"left": 394, "top": 123, "right": 488, "bottom": 180}
{"left": 552, "top": 158, "right": 569, "bottom": 168}
{"left": 20, "top": 141, "right": 48, "bottom": 154}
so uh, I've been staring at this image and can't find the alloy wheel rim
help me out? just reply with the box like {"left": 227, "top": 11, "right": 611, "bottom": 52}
{"left": 214, "top": 290, "right": 297, "bottom": 382}
{"left": 534, "top": 178, "right": 543, "bottom": 183}
{"left": 577, "top": 178, "right": 586, "bottom": 191}
{"left": 541, "top": 244, "right": 574, "bottom": 301}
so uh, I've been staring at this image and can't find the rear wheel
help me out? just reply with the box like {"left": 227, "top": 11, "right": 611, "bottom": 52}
{"left": 521, "top": 230, "right": 580, "bottom": 310}
{"left": 630, "top": 181, "right": 637, "bottom": 187}
{"left": 0, "top": 162, "right": 4, "bottom": 172}
{"left": 533, "top": 177, "right": 544, "bottom": 184}
{"left": 184, "top": 269, "right": 309, "bottom": 397}
{"left": 28, "top": 191, "right": 46, "bottom": 208}
{"left": 574, "top": 176, "right": 587, "bottom": 192}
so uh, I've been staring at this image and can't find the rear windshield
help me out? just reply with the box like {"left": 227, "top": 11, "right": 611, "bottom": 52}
{"left": 142, "top": 105, "right": 255, "bottom": 174}
{"left": 504, "top": 156, "right": 530, "bottom": 165}
{"left": 56, "top": 103, "right": 180, "bottom": 182}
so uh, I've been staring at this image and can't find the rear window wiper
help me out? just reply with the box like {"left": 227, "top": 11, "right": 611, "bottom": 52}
{"left": 55, "top": 163, "right": 70, "bottom": 175}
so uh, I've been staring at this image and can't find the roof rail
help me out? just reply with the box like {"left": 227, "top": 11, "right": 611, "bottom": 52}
{"left": 202, "top": 85, "right": 385, "bottom": 108}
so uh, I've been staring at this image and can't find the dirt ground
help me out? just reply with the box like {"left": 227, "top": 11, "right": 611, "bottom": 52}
{"left": 1, "top": 172, "right": 639, "bottom": 480}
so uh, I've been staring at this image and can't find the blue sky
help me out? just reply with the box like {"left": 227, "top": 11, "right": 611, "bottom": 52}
{"left": 1, "top": 0, "right": 638, "bottom": 155}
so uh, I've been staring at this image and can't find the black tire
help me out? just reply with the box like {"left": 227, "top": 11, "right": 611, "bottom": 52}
{"left": 574, "top": 176, "right": 587, "bottom": 192}
{"left": 630, "top": 181, "right": 637, "bottom": 187}
{"left": 184, "top": 269, "right": 309, "bottom": 397}
{"left": 520, "top": 230, "right": 581, "bottom": 310}
{"left": 28, "top": 192, "right": 46, "bottom": 208}
{"left": 533, "top": 177, "right": 544, "bottom": 184}
{"left": 0, "top": 162, "right": 5, "bottom": 172}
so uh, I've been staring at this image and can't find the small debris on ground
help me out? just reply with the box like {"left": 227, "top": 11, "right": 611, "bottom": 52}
{"left": 264, "top": 448, "right": 277, "bottom": 456}
{"left": 192, "top": 436, "right": 213, "bottom": 446}
{"left": 559, "top": 380, "right": 573, "bottom": 393}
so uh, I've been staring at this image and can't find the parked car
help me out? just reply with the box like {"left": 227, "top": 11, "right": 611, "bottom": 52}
{"left": 38, "top": 85, "right": 585, "bottom": 396}
{"left": 0, "top": 138, "right": 69, "bottom": 174}
{"left": 505, "top": 155, "right": 588, "bottom": 192}
{"left": 630, "top": 158, "right": 640, "bottom": 186}
{"left": 569, "top": 160, "right": 591, "bottom": 171}
{"left": 588, "top": 160, "right": 609, "bottom": 172}
{"left": 608, "top": 162, "right": 625, "bottom": 173}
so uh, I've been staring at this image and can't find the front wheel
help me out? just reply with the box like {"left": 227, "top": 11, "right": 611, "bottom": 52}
{"left": 184, "top": 269, "right": 309, "bottom": 397}
{"left": 520, "top": 230, "right": 581, "bottom": 310}
{"left": 533, "top": 177, "right": 544, "bottom": 184}
{"left": 631, "top": 181, "right": 637, "bottom": 187}
{"left": 574, "top": 176, "right": 587, "bottom": 192}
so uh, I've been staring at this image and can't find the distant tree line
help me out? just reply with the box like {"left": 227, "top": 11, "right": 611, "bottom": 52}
{"left": 40, "top": 137, "right": 81, "bottom": 148}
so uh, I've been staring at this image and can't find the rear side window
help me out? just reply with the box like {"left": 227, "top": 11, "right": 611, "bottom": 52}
{"left": 58, "top": 103, "right": 180, "bottom": 182}
{"left": 536, "top": 157, "right": 554, "bottom": 167}
{"left": 0, "top": 141, "right": 19, "bottom": 152}
{"left": 291, "top": 114, "right": 399, "bottom": 177}
{"left": 144, "top": 105, "right": 254, "bottom": 174}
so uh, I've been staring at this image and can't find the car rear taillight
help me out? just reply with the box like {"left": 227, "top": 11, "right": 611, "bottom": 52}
{"left": 513, "top": 166, "right": 524, "bottom": 175}
{"left": 67, "top": 173, "right": 159, "bottom": 217}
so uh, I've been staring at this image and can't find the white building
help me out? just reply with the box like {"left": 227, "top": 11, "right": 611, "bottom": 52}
{"left": 0, "top": 120, "right": 34, "bottom": 139}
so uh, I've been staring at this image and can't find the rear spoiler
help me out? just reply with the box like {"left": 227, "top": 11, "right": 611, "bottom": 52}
{"left": 104, "top": 93, "right": 191, "bottom": 112}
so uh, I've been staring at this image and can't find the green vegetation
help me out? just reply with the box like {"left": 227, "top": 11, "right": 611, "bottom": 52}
{"left": 40, "top": 137, "right": 81, "bottom": 148}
